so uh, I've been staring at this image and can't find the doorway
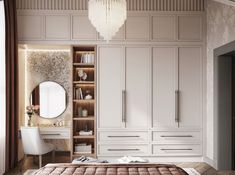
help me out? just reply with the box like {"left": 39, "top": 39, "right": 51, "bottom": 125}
{"left": 214, "top": 40, "right": 235, "bottom": 171}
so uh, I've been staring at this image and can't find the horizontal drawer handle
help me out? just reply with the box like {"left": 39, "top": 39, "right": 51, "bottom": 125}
{"left": 161, "top": 148, "right": 193, "bottom": 151}
{"left": 108, "top": 136, "right": 140, "bottom": 138}
{"left": 41, "top": 133, "right": 61, "bottom": 136}
{"left": 107, "top": 149, "right": 140, "bottom": 151}
{"left": 160, "top": 135, "right": 193, "bottom": 138}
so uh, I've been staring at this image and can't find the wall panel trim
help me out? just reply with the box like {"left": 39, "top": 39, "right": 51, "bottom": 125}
{"left": 17, "top": 0, "right": 205, "bottom": 11}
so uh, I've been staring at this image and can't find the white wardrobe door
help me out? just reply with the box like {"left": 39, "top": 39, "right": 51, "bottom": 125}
{"left": 98, "top": 46, "right": 124, "bottom": 128}
{"left": 125, "top": 47, "right": 150, "bottom": 128}
{"left": 152, "top": 47, "right": 177, "bottom": 128}
{"left": 178, "top": 47, "right": 202, "bottom": 128}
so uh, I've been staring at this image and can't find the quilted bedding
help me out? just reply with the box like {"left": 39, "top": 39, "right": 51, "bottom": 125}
{"left": 33, "top": 163, "right": 189, "bottom": 175}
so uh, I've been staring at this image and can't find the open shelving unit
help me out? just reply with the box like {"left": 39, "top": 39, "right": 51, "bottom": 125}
{"left": 71, "top": 46, "right": 96, "bottom": 159}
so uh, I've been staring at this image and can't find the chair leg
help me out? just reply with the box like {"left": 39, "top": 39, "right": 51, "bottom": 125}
{"left": 52, "top": 150, "right": 55, "bottom": 163}
{"left": 39, "top": 155, "right": 42, "bottom": 168}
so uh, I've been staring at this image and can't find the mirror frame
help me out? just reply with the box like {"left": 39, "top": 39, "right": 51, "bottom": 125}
{"left": 29, "top": 80, "right": 68, "bottom": 119}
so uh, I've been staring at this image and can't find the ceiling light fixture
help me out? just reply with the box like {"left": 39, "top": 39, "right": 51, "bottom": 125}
{"left": 88, "top": 0, "right": 127, "bottom": 42}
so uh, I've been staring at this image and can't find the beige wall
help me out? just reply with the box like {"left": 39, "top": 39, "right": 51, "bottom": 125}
{"left": 206, "top": 0, "right": 235, "bottom": 161}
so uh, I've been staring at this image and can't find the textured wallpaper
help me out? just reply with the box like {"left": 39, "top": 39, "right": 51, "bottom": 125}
{"left": 206, "top": 0, "right": 235, "bottom": 160}
{"left": 26, "top": 51, "right": 72, "bottom": 125}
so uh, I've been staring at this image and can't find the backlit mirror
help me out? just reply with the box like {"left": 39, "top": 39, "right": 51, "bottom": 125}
{"left": 30, "top": 81, "right": 67, "bottom": 118}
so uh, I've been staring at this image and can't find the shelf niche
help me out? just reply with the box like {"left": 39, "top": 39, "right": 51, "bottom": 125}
{"left": 72, "top": 46, "right": 96, "bottom": 159}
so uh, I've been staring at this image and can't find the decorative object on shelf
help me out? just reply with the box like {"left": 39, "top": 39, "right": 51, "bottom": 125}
{"left": 88, "top": 0, "right": 127, "bottom": 42}
{"left": 78, "top": 107, "right": 83, "bottom": 117}
{"left": 82, "top": 109, "right": 88, "bottom": 117}
{"left": 53, "top": 120, "right": 65, "bottom": 127}
{"left": 26, "top": 105, "right": 40, "bottom": 127}
{"left": 77, "top": 69, "right": 88, "bottom": 81}
{"left": 82, "top": 72, "right": 87, "bottom": 81}
{"left": 78, "top": 69, "right": 84, "bottom": 81}
{"left": 79, "top": 130, "right": 93, "bottom": 136}
{"left": 85, "top": 90, "right": 93, "bottom": 100}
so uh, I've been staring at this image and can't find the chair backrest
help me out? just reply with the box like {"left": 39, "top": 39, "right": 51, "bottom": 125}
{"left": 21, "top": 127, "right": 46, "bottom": 155}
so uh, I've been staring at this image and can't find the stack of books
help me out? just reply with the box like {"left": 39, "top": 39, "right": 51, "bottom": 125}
{"left": 75, "top": 143, "right": 92, "bottom": 154}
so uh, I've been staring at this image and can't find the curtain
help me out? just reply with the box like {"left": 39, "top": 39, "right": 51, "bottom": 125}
{"left": 0, "top": 1, "right": 6, "bottom": 174}
{"left": 4, "top": 0, "right": 19, "bottom": 173}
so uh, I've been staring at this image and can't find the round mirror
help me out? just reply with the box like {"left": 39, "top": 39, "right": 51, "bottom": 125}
{"left": 30, "top": 81, "right": 67, "bottom": 118}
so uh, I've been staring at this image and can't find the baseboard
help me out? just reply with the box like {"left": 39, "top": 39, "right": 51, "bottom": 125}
{"left": 203, "top": 156, "right": 215, "bottom": 168}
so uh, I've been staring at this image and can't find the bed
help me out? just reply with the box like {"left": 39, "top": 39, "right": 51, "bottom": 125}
{"left": 33, "top": 163, "right": 189, "bottom": 175}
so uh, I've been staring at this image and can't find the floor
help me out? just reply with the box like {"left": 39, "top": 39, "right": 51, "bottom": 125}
{"left": 5, "top": 153, "right": 235, "bottom": 175}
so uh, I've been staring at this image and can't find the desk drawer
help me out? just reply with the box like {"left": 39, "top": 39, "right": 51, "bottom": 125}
{"left": 153, "top": 144, "right": 202, "bottom": 156}
{"left": 98, "top": 131, "right": 148, "bottom": 142}
{"left": 40, "top": 130, "right": 70, "bottom": 139}
{"left": 153, "top": 131, "right": 201, "bottom": 143}
{"left": 98, "top": 144, "right": 149, "bottom": 156}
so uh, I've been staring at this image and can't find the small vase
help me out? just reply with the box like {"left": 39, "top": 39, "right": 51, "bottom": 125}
{"left": 27, "top": 114, "right": 32, "bottom": 127}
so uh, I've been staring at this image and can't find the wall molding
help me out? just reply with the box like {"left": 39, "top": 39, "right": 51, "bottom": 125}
{"left": 16, "top": 0, "right": 205, "bottom": 11}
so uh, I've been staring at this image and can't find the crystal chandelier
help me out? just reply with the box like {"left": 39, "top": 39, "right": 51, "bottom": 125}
{"left": 88, "top": 0, "right": 127, "bottom": 42}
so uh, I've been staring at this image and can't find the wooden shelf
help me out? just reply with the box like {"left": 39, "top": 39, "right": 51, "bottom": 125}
{"left": 73, "top": 135, "right": 95, "bottom": 139}
{"left": 73, "top": 117, "right": 94, "bottom": 121}
{"left": 73, "top": 99, "right": 95, "bottom": 103}
{"left": 73, "top": 63, "right": 95, "bottom": 66}
{"left": 72, "top": 153, "right": 95, "bottom": 157}
{"left": 73, "top": 81, "right": 94, "bottom": 84}
{"left": 75, "top": 51, "right": 95, "bottom": 54}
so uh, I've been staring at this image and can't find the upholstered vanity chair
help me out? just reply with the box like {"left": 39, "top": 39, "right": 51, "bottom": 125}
{"left": 21, "top": 127, "right": 55, "bottom": 168}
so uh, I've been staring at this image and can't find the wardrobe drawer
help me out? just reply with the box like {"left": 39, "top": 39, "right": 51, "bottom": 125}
{"left": 153, "top": 144, "right": 202, "bottom": 156}
{"left": 98, "top": 131, "right": 148, "bottom": 142}
{"left": 152, "top": 131, "right": 201, "bottom": 143}
{"left": 98, "top": 144, "right": 149, "bottom": 156}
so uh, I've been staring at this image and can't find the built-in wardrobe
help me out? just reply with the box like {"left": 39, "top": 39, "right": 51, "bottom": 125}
{"left": 97, "top": 46, "right": 203, "bottom": 159}
{"left": 17, "top": 0, "right": 205, "bottom": 162}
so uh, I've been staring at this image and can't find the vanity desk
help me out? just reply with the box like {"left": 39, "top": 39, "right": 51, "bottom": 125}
{"left": 27, "top": 81, "right": 71, "bottom": 152}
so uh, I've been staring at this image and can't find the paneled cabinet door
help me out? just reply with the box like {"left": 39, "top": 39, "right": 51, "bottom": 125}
{"left": 178, "top": 47, "right": 202, "bottom": 128}
{"left": 98, "top": 46, "right": 125, "bottom": 129}
{"left": 125, "top": 47, "right": 151, "bottom": 128}
{"left": 152, "top": 47, "right": 202, "bottom": 129}
{"left": 152, "top": 47, "right": 177, "bottom": 128}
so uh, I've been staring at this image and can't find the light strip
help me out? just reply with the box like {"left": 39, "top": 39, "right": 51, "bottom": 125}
{"left": 26, "top": 49, "right": 70, "bottom": 52}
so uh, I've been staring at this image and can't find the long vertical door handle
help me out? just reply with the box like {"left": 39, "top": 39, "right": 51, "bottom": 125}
{"left": 175, "top": 90, "right": 179, "bottom": 127}
{"left": 122, "top": 90, "right": 126, "bottom": 123}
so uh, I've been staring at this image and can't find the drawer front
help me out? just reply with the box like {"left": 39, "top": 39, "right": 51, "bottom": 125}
{"left": 98, "top": 131, "right": 148, "bottom": 142}
{"left": 98, "top": 144, "right": 149, "bottom": 156}
{"left": 153, "top": 131, "right": 201, "bottom": 143}
{"left": 153, "top": 144, "right": 202, "bottom": 156}
{"left": 40, "top": 130, "right": 70, "bottom": 139}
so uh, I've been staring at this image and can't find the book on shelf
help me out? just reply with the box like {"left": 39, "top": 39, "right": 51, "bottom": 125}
{"left": 79, "top": 88, "right": 83, "bottom": 99}
{"left": 74, "top": 87, "right": 83, "bottom": 100}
